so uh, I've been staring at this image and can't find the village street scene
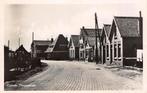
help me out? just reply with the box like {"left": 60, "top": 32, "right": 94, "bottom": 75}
{"left": 4, "top": 4, "right": 143, "bottom": 91}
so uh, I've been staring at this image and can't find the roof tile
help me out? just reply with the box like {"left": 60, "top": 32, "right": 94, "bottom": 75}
{"left": 71, "top": 35, "right": 80, "bottom": 47}
{"left": 114, "top": 17, "right": 141, "bottom": 37}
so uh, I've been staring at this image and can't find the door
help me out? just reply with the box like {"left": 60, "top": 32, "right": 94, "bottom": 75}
{"left": 103, "top": 46, "right": 106, "bottom": 64}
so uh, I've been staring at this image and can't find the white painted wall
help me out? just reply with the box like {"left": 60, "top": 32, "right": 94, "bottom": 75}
{"left": 69, "top": 40, "right": 75, "bottom": 58}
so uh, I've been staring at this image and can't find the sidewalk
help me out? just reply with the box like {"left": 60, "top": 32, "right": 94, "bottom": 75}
{"left": 71, "top": 60, "right": 142, "bottom": 83}
{"left": 96, "top": 64, "right": 142, "bottom": 83}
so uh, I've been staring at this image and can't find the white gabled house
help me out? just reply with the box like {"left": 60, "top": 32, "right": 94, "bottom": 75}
{"left": 79, "top": 26, "right": 102, "bottom": 62}
{"left": 109, "top": 12, "right": 143, "bottom": 66}
{"left": 101, "top": 24, "right": 111, "bottom": 64}
{"left": 69, "top": 35, "right": 80, "bottom": 60}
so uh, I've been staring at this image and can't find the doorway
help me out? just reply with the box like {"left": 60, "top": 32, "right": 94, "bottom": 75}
{"left": 103, "top": 46, "right": 106, "bottom": 64}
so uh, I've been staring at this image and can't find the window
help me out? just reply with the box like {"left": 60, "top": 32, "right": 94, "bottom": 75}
{"left": 107, "top": 45, "right": 109, "bottom": 57}
{"left": 72, "top": 50, "right": 73, "bottom": 57}
{"left": 114, "top": 29, "right": 117, "bottom": 39}
{"left": 81, "top": 45, "right": 84, "bottom": 48}
{"left": 80, "top": 52, "right": 82, "bottom": 58}
{"left": 83, "top": 51, "right": 85, "bottom": 58}
{"left": 73, "top": 50, "right": 75, "bottom": 58}
{"left": 114, "top": 44, "right": 117, "bottom": 57}
{"left": 118, "top": 44, "right": 121, "bottom": 57}
{"left": 70, "top": 50, "right": 72, "bottom": 57}
{"left": 114, "top": 30, "right": 117, "bottom": 36}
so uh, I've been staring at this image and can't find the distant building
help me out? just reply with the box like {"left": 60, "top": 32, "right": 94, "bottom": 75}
{"left": 4, "top": 46, "right": 10, "bottom": 81}
{"left": 31, "top": 40, "right": 52, "bottom": 59}
{"left": 15, "top": 45, "right": 31, "bottom": 71}
{"left": 45, "top": 34, "right": 69, "bottom": 60}
{"left": 15, "top": 45, "right": 30, "bottom": 58}
{"left": 109, "top": 12, "right": 143, "bottom": 66}
{"left": 101, "top": 24, "right": 111, "bottom": 64}
{"left": 79, "top": 26, "right": 102, "bottom": 62}
{"left": 69, "top": 35, "right": 80, "bottom": 60}
{"left": 4, "top": 46, "right": 9, "bottom": 65}
{"left": 4, "top": 46, "right": 15, "bottom": 81}
{"left": 85, "top": 37, "right": 96, "bottom": 62}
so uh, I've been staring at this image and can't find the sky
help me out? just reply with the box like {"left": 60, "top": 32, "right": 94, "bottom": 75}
{"left": 4, "top": 1, "right": 145, "bottom": 51}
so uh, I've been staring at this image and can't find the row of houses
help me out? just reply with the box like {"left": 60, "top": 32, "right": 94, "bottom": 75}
{"left": 4, "top": 45, "right": 31, "bottom": 81}
{"left": 101, "top": 15, "right": 143, "bottom": 66}
{"left": 30, "top": 12, "right": 143, "bottom": 67}
{"left": 69, "top": 27, "right": 102, "bottom": 62}
{"left": 31, "top": 34, "right": 69, "bottom": 60}
{"left": 4, "top": 44, "right": 45, "bottom": 81}
{"left": 69, "top": 12, "right": 143, "bottom": 67}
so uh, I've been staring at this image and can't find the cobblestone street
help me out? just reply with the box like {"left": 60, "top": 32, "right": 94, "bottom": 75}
{"left": 5, "top": 60, "right": 142, "bottom": 90}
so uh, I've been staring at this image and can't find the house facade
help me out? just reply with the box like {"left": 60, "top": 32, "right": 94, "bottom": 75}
{"left": 15, "top": 45, "right": 31, "bottom": 71}
{"left": 85, "top": 37, "right": 96, "bottom": 62}
{"left": 101, "top": 24, "right": 111, "bottom": 64}
{"left": 79, "top": 26, "right": 102, "bottom": 62}
{"left": 45, "top": 34, "right": 69, "bottom": 60}
{"left": 69, "top": 35, "right": 80, "bottom": 60}
{"left": 31, "top": 40, "right": 52, "bottom": 59}
{"left": 109, "top": 12, "right": 143, "bottom": 66}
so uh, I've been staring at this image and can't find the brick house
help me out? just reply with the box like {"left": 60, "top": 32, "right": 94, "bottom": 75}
{"left": 109, "top": 12, "right": 143, "bottom": 66}
{"left": 85, "top": 37, "right": 96, "bottom": 62}
{"left": 45, "top": 34, "right": 69, "bottom": 60}
{"left": 31, "top": 40, "right": 52, "bottom": 59}
{"left": 101, "top": 24, "right": 111, "bottom": 64}
{"left": 79, "top": 26, "right": 102, "bottom": 61}
{"left": 69, "top": 35, "right": 80, "bottom": 60}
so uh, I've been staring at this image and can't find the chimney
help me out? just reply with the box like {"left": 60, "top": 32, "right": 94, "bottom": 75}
{"left": 82, "top": 26, "right": 85, "bottom": 30}
{"left": 32, "top": 32, "right": 34, "bottom": 42}
{"left": 18, "top": 37, "right": 20, "bottom": 47}
{"left": 139, "top": 11, "right": 143, "bottom": 37}
{"left": 51, "top": 38, "right": 54, "bottom": 43}
{"left": 139, "top": 11, "right": 142, "bottom": 17}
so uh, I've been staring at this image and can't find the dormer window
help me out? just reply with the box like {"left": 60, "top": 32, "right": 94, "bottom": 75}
{"left": 80, "top": 44, "right": 84, "bottom": 48}
{"left": 114, "top": 30, "right": 117, "bottom": 39}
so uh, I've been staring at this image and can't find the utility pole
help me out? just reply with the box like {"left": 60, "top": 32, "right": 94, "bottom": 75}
{"left": 31, "top": 32, "right": 34, "bottom": 58}
{"left": 95, "top": 13, "right": 98, "bottom": 64}
{"left": 95, "top": 12, "right": 101, "bottom": 64}
{"left": 82, "top": 26, "right": 86, "bottom": 62}
{"left": 32, "top": 32, "right": 34, "bottom": 42}
{"left": 18, "top": 37, "right": 20, "bottom": 47}
{"left": 18, "top": 26, "right": 21, "bottom": 48}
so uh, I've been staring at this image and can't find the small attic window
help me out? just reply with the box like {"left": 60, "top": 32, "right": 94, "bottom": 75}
{"left": 114, "top": 30, "right": 116, "bottom": 36}
{"left": 80, "top": 44, "right": 84, "bottom": 48}
{"left": 114, "top": 29, "right": 117, "bottom": 39}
